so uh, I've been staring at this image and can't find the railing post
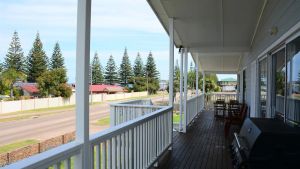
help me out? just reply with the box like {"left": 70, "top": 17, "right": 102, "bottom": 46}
{"left": 110, "top": 105, "right": 115, "bottom": 126}
{"left": 75, "top": 0, "right": 91, "bottom": 168}
{"left": 202, "top": 72, "right": 206, "bottom": 109}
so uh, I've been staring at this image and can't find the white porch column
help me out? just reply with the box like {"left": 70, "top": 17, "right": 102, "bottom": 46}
{"left": 179, "top": 50, "right": 184, "bottom": 132}
{"left": 183, "top": 48, "right": 188, "bottom": 133}
{"left": 169, "top": 18, "right": 174, "bottom": 106}
{"left": 75, "top": 0, "right": 91, "bottom": 168}
{"left": 195, "top": 59, "right": 199, "bottom": 113}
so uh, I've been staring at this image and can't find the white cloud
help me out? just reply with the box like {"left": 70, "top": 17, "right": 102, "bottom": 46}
{"left": 0, "top": 0, "right": 164, "bottom": 33}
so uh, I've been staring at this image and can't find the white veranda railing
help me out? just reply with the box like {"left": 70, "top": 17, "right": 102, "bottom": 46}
{"left": 205, "top": 92, "right": 237, "bottom": 108}
{"left": 185, "top": 94, "right": 205, "bottom": 127}
{"left": 3, "top": 105, "right": 172, "bottom": 169}
{"left": 90, "top": 106, "right": 173, "bottom": 169}
{"left": 110, "top": 99, "right": 164, "bottom": 126}
{"left": 116, "top": 99, "right": 153, "bottom": 105}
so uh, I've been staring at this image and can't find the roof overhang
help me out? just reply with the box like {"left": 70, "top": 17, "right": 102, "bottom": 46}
{"left": 147, "top": 0, "right": 266, "bottom": 73}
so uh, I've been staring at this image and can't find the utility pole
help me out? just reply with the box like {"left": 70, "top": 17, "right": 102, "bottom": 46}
{"left": 146, "top": 71, "right": 149, "bottom": 96}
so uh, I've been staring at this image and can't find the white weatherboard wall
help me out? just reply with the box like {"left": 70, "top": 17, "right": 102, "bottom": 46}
{"left": 0, "top": 92, "right": 147, "bottom": 114}
{"left": 241, "top": 1, "right": 300, "bottom": 118}
{"left": 248, "top": 0, "right": 300, "bottom": 63}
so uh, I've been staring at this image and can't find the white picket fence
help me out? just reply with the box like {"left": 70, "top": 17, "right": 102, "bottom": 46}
{"left": 0, "top": 92, "right": 148, "bottom": 114}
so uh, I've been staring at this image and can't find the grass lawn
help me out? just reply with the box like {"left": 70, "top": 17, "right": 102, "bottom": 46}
{"left": 96, "top": 116, "right": 110, "bottom": 126}
{"left": 173, "top": 113, "right": 180, "bottom": 123}
{"left": 0, "top": 139, "right": 39, "bottom": 154}
{"left": 95, "top": 112, "right": 180, "bottom": 127}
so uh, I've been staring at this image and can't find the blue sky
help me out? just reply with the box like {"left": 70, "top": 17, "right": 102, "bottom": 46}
{"left": 0, "top": 0, "right": 236, "bottom": 82}
{"left": 217, "top": 74, "right": 237, "bottom": 81}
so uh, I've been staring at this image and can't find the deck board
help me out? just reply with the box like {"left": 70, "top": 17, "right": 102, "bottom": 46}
{"left": 157, "top": 110, "right": 233, "bottom": 169}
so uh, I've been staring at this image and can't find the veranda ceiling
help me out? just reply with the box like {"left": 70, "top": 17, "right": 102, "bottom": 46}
{"left": 147, "top": 0, "right": 266, "bottom": 73}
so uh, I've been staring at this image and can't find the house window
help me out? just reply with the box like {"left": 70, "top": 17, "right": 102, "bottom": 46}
{"left": 286, "top": 36, "right": 300, "bottom": 124}
{"left": 272, "top": 48, "right": 286, "bottom": 120}
{"left": 258, "top": 57, "right": 268, "bottom": 117}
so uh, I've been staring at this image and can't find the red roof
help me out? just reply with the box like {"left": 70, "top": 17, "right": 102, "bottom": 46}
{"left": 21, "top": 85, "right": 39, "bottom": 93}
{"left": 89, "top": 85, "right": 125, "bottom": 92}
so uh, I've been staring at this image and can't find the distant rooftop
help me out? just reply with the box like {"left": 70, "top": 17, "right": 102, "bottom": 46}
{"left": 89, "top": 84, "right": 125, "bottom": 93}
{"left": 219, "top": 77, "right": 237, "bottom": 82}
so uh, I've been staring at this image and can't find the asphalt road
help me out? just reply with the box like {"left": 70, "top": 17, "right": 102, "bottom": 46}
{"left": 0, "top": 96, "right": 167, "bottom": 146}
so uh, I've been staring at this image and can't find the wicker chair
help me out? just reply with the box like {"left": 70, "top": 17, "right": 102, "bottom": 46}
{"left": 214, "top": 99, "right": 226, "bottom": 117}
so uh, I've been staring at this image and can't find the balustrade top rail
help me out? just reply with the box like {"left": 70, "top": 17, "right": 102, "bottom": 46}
{"left": 113, "top": 99, "right": 153, "bottom": 106}
{"left": 110, "top": 99, "right": 161, "bottom": 126}
{"left": 110, "top": 104, "right": 164, "bottom": 108}
{"left": 187, "top": 95, "right": 198, "bottom": 103}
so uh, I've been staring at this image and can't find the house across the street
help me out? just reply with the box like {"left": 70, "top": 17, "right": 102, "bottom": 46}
{"left": 89, "top": 84, "right": 126, "bottom": 94}
{"left": 14, "top": 82, "right": 40, "bottom": 97}
{"left": 217, "top": 78, "right": 237, "bottom": 92}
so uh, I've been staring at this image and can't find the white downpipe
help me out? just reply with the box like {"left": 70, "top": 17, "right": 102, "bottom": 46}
{"left": 179, "top": 50, "right": 184, "bottom": 132}
{"left": 75, "top": 0, "right": 92, "bottom": 168}
{"left": 202, "top": 72, "right": 206, "bottom": 108}
{"left": 168, "top": 18, "right": 174, "bottom": 107}
{"left": 183, "top": 48, "right": 188, "bottom": 133}
{"left": 202, "top": 72, "right": 205, "bottom": 94}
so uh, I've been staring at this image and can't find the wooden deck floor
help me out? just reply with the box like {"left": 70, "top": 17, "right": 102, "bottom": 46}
{"left": 158, "top": 110, "right": 233, "bottom": 169}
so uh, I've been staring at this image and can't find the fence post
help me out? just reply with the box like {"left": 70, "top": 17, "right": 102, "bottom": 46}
{"left": 7, "top": 153, "right": 9, "bottom": 165}
{"left": 20, "top": 99, "right": 22, "bottom": 112}
{"left": 38, "top": 143, "right": 41, "bottom": 153}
